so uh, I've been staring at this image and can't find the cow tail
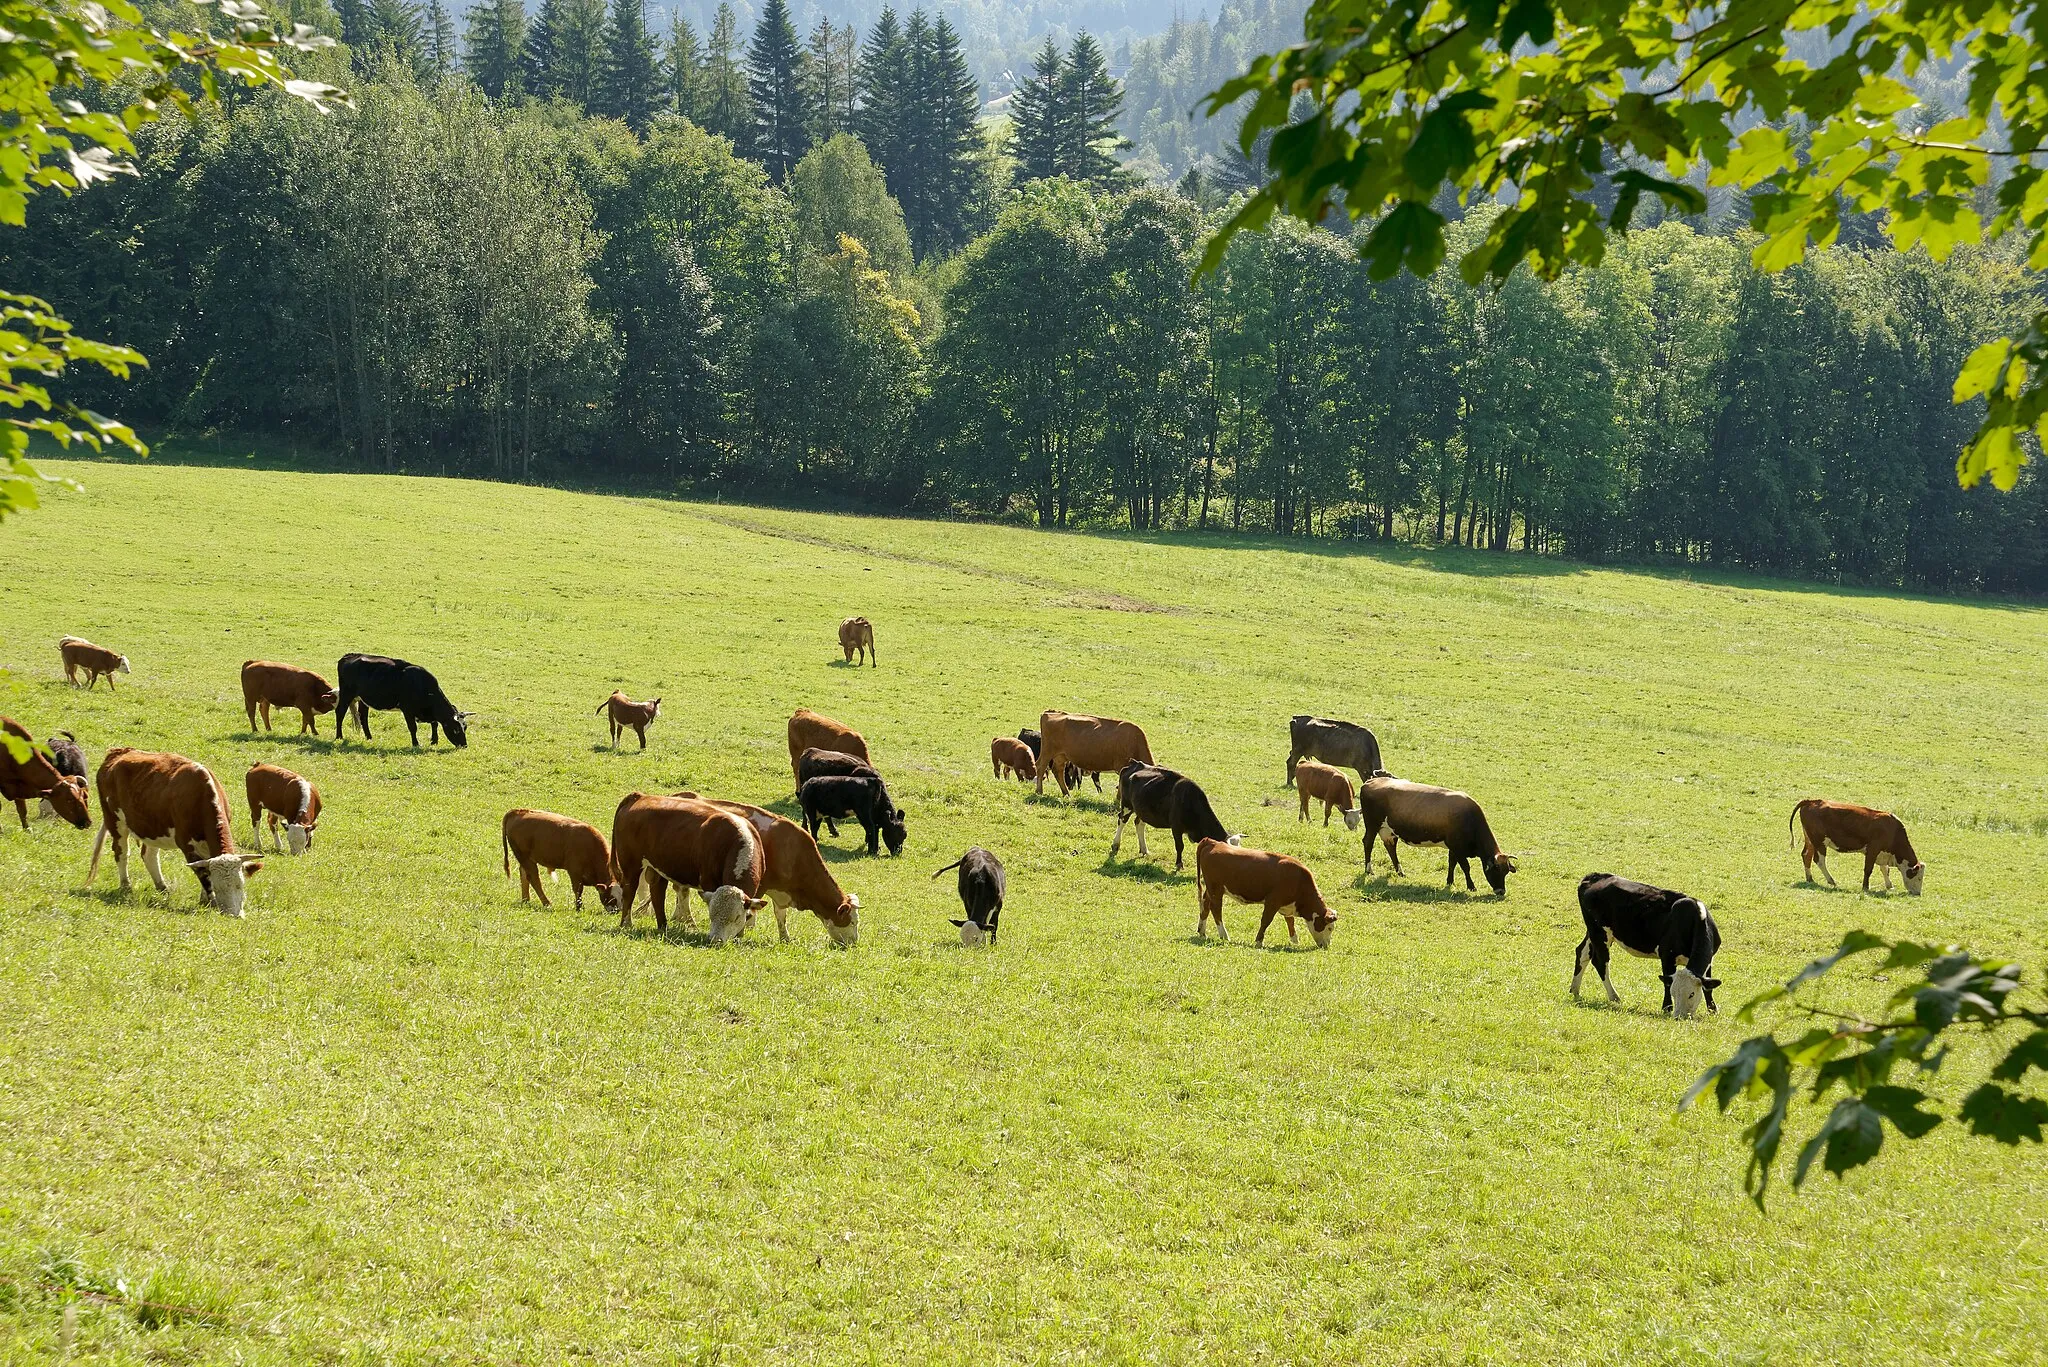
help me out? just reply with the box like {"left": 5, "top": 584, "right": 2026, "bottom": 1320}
{"left": 595, "top": 698, "right": 610, "bottom": 714}
{"left": 930, "top": 858, "right": 965, "bottom": 880}
{"left": 1194, "top": 855, "right": 1206, "bottom": 920}
{"left": 502, "top": 825, "right": 511, "bottom": 877}
{"left": 1788, "top": 800, "right": 1808, "bottom": 850}
{"left": 86, "top": 822, "right": 108, "bottom": 888}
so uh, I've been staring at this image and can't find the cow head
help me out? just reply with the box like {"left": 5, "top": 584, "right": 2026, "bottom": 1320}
{"left": 115, "top": 655, "right": 131, "bottom": 674}
{"left": 42, "top": 775, "right": 90, "bottom": 829}
{"left": 1339, "top": 808, "right": 1361, "bottom": 832}
{"left": 823, "top": 893, "right": 860, "bottom": 946}
{"left": 953, "top": 918, "right": 988, "bottom": 947}
{"left": 1485, "top": 852, "right": 1519, "bottom": 897}
{"left": 1307, "top": 907, "right": 1337, "bottom": 949}
{"left": 444, "top": 709, "right": 472, "bottom": 747}
{"left": 705, "top": 885, "right": 766, "bottom": 944}
{"left": 313, "top": 689, "right": 339, "bottom": 715}
{"left": 188, "top": 853, "right": 263, "bottom": 917}
{"left": 647, "top": 698, "right": 661, "bottom": 718}
{"left": 1668, "top": 966, "right": 1721, "bottom": 1020}
{"left": 882, "top": 806, "right": 906, "bottom": 856}
{"left": 1903, "top": 861, "right": 1926, "bottom": 896}
{"left": 284, "top": 818, "right": 317, "bottom": 855}
{"left": 594, "top": 882, "right": 624, "bottom": 916}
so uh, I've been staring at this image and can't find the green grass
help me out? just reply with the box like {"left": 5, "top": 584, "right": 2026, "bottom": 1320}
{"left": 2, "top": 460, "right": 2045, "bottom": 1365}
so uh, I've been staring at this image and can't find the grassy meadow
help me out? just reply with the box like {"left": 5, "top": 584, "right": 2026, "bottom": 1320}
{"left": 2, "top": 459, "right": 2046, "bottom": 1364}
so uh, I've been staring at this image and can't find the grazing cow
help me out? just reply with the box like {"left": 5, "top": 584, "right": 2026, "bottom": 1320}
{"left": 1791, "top": 798, "right": 1926, "bottom": 894}
{"left": 795, "top": 747, "right": 879, "bottom": 836}
{"left": 788, "top": 708, "right": 869, "bottom": 794}
{"left": 1294, "top": 759, "right": 1360, "bottom": 830}
{"left": 799, "top": 773, "right": 906, "bottom": 856}
{"left": 86, "top": 748, "right": 262, "bottom": 915}
{"left": 245, "top": 762, "right": 322, "bottom": 855}
{"left": 37, "top": 730, "right": 88, "bottom": 821}
{"left": 610, "top": 793, "right": 768, "bottom": 940}
{"left": 596, "top": 692, "right": 661, "bottom": 750}
{"left": 502, "top": 808, "right": 620, "bottom": 913}
{"left": 991, "top": 736, "right": 1037, "bottom": 782}
{"left": 1285, "top": 715, "right": 1384, "bottom": 786}
{"left": 59, "top": 636, "right": 129, "bottom": 690}
{"left": 1035, "top": 710, "right": 1152, "bottom": 797}
{"left": 1, "top": 718, "right": 90, "bottom": 830}
{"left": 703, "top": 800, "right": 860, "bottom": 945}
{"left": 1357, "top": 775, "right": 1518, "bottom": 896}
{"left": 1194, "top": 838, "right": 1336, "bottom": 948}
{"left": 839, "top": 616, "right": 877, "bottom": 667}
{"left": 1111, "top": 762, "right": 1238, "bottom": 870}
{"left": 932, "top": 847, "right": 1004, "bottom": 945}
{"left": 241, "top": 661, "right": 338, "bottom": 735}
{"left": 1018, "top": 727, "right": 1087, "bottom": 792}
{"left": 1573, "top": 873, "right": 1723, "bottom": 1018}
{"left": 335, "top": 653, "right": 471, "bottom": 748}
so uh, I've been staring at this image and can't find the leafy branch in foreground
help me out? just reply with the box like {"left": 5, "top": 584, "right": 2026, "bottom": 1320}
{"left": 1684, "top": 930, "right": 2048, "bottom": 1209}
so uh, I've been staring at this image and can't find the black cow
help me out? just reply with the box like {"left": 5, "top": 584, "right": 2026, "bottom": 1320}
{"left": 36, "top": 730, "right": 88, "bottom": 820}
{"left": 799, "top": 774, "right": 906, "bottom": 856}
{"left": 1286, "top": 714, "right": 1384, "bottom": 786}
{"left": 797, "top": 747, "right": 880, "bottom": 836}
{"left": 1110, "top": 761, "right": 1235, "bottom": 871}
{"left": 1572, "top": 873, "right": 1723, "bottom": 1018}
{"left": 932, "top": 847, "right": 1004, "bottom": 944}
{"left": 335, "top": 653, "right": 470, "bottom": 748}
{"left": 1018, "top": 727, "right": 1090, "bottom": 792}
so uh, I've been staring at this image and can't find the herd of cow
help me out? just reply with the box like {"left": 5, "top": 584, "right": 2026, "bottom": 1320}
{"left": 3, "top": 627, "right": 1936, "bottom": 1019}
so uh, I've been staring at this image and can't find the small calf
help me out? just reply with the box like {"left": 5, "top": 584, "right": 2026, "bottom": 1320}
{"left": 502, "top": 808, "right": 621, "bottom": 913}
{"left": 1294, "top": 759, "right": 1360, "bottom": 830}
{"left": 246, "top": 762, "right": 322, "bottom": 855}
{"left": 60, "top": 636, "right": 129, "bottom": 690}
{"left": 597, "top": 692, "right": 661, "bottom": 750}
{"left": 242, "top": 661, "right": 338, "bottom": 734}
{"left": 37, "top": 731, "right": 87, "bottom": 821}
{"left": 933, "top": 847, "right": 1005, "bottom": 945}
{"left": 990, "top": 736, "right": 1036, "bottom": 782}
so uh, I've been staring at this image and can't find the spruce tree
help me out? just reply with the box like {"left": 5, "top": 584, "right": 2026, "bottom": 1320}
{"left": 665, "top": 14, "right": 703, "bottom": 122}
{"left": 854, "top": 9, "right": 909, "bottom": 194}
{"left": 803, "top": 17, "right": 847, "bottom": 144}
{"left": 423, "top": 0, "right": 458, "bottom": 77}
{"left": 464, "top": 0, "right": 526, "bottom": 98}
{"left": 913, "top": 11, "right": 981, "bottom": 255}
{"left": 1008, "top": 37, "right": 1064, "bottom": 184}
{"left": 747, "top": 0, "right": 809, "bottom": 181}
{"left": 525, "top": 0, "right": 601, "bottom": 102}
{"left": 702, "top": 2, "right": 752, "bottom": 148}
{"left": 1060, "top": 33, "right": 1129, "bottom": 184}
{"left": 596, "top": 0, "right": 660, "bottom": 131}
{"left": 520, "top": 0, "right": 562, "bottom": 95}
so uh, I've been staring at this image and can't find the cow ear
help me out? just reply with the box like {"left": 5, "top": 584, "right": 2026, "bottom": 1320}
{"left": 1702, "top": 977, "right": 1722, "bottom": 989}
{"left": 950, "top": 919, "right": 966, "bottom": 928}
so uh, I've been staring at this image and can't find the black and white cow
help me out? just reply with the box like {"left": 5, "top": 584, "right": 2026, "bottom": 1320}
{"left": 1572, "top": 872, "right": 1722, "bottom": 1018}
{"left": 799, "top": 773, "right": 906, "bottom": 856}
{"left": 932, "top": 846, "right": 1005, "bottom": 945}
{"left": 335, "top": 653, "right": 471, "bottom": 748}
{"left": 1285, "top": 714, "right": 1385, "bottom": 786}
{"left": 1111, "top": 762, "right": 1238, "bottom": 871}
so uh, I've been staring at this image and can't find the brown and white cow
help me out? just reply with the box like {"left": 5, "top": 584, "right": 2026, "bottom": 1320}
{"left": 1035, "top": 710, "right": 1152, "bottom": 797}
{"left": 1294, "top": 759, "right": 1360, "bottom": 830}
{"left": 703, "top": 799, "right": 860, "bottom": 945}
{"left": 1194, "top": 838, "right": 1336, "bottom": 948}
{"left": 0, "top": 717, "right": 90, "bottom": 830}
{"left": 1791, "top": 798, "right": 1926, "bottom": 894}
{"left": 1357, "top": 775, "right": 1518, "bottom": 896}
{"left": 502, "top": 808, "right": 621, "bottom": 913}
{"left": 60, "top": 636, "right": 129, "bottom": 690}
{"left": 788, "top": 708, "right": 870, "bottom": 794}
{"left": 596, "top": 692, "right": 661, "bottom": 750}
{"left": 86, "top": 748, "right": 262, "bottom": 915}
{"left": 991, "top": 736, "right": 1036, "bottom": 783}
{"left": 246, "top": 762, "right": 322, "bottom": 855}
{"left": 839, "top": 616, "right": 877, "bottom": 667}
{"left": 611, "top": 793, "right": 769, "bottom": 941}
{"left": 241, "top": 661, "right": 338, "bottom": 735}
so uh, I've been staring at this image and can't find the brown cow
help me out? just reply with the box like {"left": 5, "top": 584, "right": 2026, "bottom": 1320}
{"left": 1035, "top": 710, "right": 1152, "bottom": 797}
{"left": 502, "top": 808, "right": 621, "bottom": 912}
{"left": 788, "top": 708, "right": 869, "bottom": 794}
{"left": 703, "top": 799, "right": 860, "bottom": 945}
{"left": 242, "top": 661, "right": 338, "bottom": 735}
{"left": 839, "top": 616, "right": 877, "bottom": 667}
{"left": 1194, "top": 838, "right": 1336, "bottom": 948}
{"left": 245, "top": 762, "right": 322, "bottom": 855}
{"left": 596, "top": 692, "right": 661, "bottom": 750}
{"left": 611, "top": 793, "right": 769, "bottom": 941}
{"left": 991, "top": 736, "right": 1037, "bottom": 782}
{"left": 1791, "top": 798, "right": 1926, "bottom": 894}
{"left": 1357, "top": 776, "right": 1518, "bottom": 896}
{"left": 60, "top": 636, "right": 129, "bottom": 690}
{"left": 0, "top": 718, "right": 90, "bottom": 830}
{"left": 86, "top": 748, "right": 262, "bottom": 915}
{"left": 1294, "top": 759, "right": 1360, "bottom": 830}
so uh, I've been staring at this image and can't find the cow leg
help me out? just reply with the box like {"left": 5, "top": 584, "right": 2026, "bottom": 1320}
{"left": 528, "top": 861, "right": 553, "bottom": 907}
{"left": 1589, "top": 934, "right": 1620, "bottom": 1003}
{"left": 12, "top": 797, "right": 29, "bottom": 830}
{"left": 636, "top": 725, "right": 647, "bottom": 751}
{"left": 1322, "top": 801, "right": 1332, "bottom": 828}
{"left": 1173, "top": 830, "right": 1186, "bottom": 872}
{"left": 648, "top": 872, "right": 670, "bottom": 931}
{"left": 1812, "top": 847, "right": 1838, "bottom": 887}
{"left": 1298, "top": 790, "right": 1309, "bottom": 822}
{"left": 114, "top": 830, "right": 133, "bottom": 890}
{"left": 771, "top": 892, "right": 791, "bottom": 942}
{"left": 615, "top": 856, "right": 643, "bottom": 928}
{"left": 1570, "top": 936, "right": 1590, "bottom": 996}
{"left": 1136, "top": 820, "right": 1149, "bottom": 857}
{"left": 403, "top": 713, "right": 421, "bottom": 747}
{"left": 1660, "top": 954, "right": 1678, "bottom": 1012}
{"left": 1285, "top": 746, "right": 1302, "bottom": 787}
{"left": 139, "top": 842, "right": 168, "bottom": 893}
{"left": 300, "top": 707, "right": 316, "bottom": 735}
{"left": 1110, "top": 810, "right": 1130, "bottom": 857}
{"left": 1862, "top": 853, "right": 1876, "bottom": 892}
{"left": 1881, "top": 863, "right": 1893, "bottom": 890}
{"left": 673, "top": 883, "right": 698, "bottom": 930}
{"left": 1383, "top": 834, "right": 1403, "bottom": 875}
{"left": 1255, "top": 904, "right": 1278, "bottom": 947}
{"left": 572, "top": 879, "right": 585, "bottom": 911}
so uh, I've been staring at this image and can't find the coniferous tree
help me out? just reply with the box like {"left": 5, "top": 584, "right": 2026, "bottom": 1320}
{"left": 1008, "top": 37, "right": 1064, "bottom": 184}
{"left": 893, "top": 9, "right": 933, "bottom": 242}
{"left": 1060, "top": 33, "right": 1129, "bottom": 184}
{"left": 854, "top": 9, "right": 909, "bottom": 186}
{"left": 423, "top": 0, "right": 458, "bottom": 77}
{"left": 596, "top": 0, "right": 660, "bottom": 130}
{"left": 830, "top": 23, "right": 858, "bottom": 131}
{"left": 702, "top": 2, "right": 751, "bottom": 147}
{"left": 665, "top": 14, "right": 703, "bottom": 122}
{"left": 803, "top": 17, "right": 851, "bottom": 145}
{"left": 520, "top": 0, "right": 562, "bottom": 94}
{"left": 910, "top": 11, "right": 981, "bottom": 256}
{"left": 525, "top": 0, "right": 602, "bottom": 102}
{"left": 464, "top": 0, "right": 526, "bottom": 98}
{"left": 747, "top": 0, "right": 808, "bottom": 181}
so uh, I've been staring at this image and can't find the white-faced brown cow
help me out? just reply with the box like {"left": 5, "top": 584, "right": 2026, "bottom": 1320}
{"left": 246, "top": 762, "right": 322, "bottom": 855}
{"left": 839, "top": 617, "right": 877, "bottom": 667}
{"left": 502, "top": 808, "right": 621, "bottom": 913}
{"left": 597, "top": 692, "right": 661, "bottom": 750}
{"left": 1790, "top": 798, "right": 1926, "bottom": 894}
{"left": 611, "top": 793, "right": 769, "bottom": 942}
{"left": 1294, "top": 759, "right": 1360, "bottom": 830}
{"left": 1357, "top": 775, "right": 1518, "bottom": 896}
{"left": 1194, "top": 838, "right": 1336, "bottom": 948}
{"left": 788, "top": 708, "right": 869, "bottom": 795}
{"left": 241, "top": 661, "right": 338, "bottom": 735}
{"left": 86, "top": 748, "right": 262, "bottom": 915}
{"left": 991, "top": 736, "right": 1037, "bottom": 783}
{"left": 60, "top": 636, "right": 129, "bottom": 690}
{"left": 1035, "top": 710, "right": 1152, "bottom": 797}
{"left": 1, "top": 717, "right": 90, "bottom": 830}
{"left": 703, "top": 799, "right": 860, "bottom": 945}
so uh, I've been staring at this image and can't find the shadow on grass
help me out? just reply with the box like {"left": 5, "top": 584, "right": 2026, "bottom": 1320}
{"left": 1350, "top": 872, "right": 1504, "bottom": 904}
{"left": 590, "top": 742, "right": 654, "bottom": 755}
{"left": 1095, "top": 856, "right": 1184, "bottom": 884}
{"left": 234, "top": 730, "right": 343, "bottom": 756}
{"left": 1023, "top": 791, "right": 1114, "bottom": 812}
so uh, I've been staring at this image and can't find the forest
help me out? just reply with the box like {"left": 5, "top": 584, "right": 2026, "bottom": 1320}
{"left": 17, "top": 0, "right": 2048, "bottom": 595}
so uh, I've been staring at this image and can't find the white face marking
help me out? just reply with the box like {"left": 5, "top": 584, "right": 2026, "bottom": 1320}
{"left": 705, "top": 886, "right": 755, "bottom": 943}
{"left": 959, "top": 920, "right": 986, "bottom": 947}
{"left": 1311, "top": 922, "right": 1334, "bottom": 949}
{"left": 284, "top": 822, "right": 311, "bottom": 856}
{"left": 192, "top": 854, "right": 253, "bottom": 917}
{"left": 1670, "top": 967, "right": 1704, "bottom": 1019}
{"left": 1904, "top": 865, "right": 1925, "bottom": 895}
{"left": 1340, "top": 809, "right": 1360, "bottom": 832}
{"left": 1226, "top": 833, "right": 1243, "bottom": 847}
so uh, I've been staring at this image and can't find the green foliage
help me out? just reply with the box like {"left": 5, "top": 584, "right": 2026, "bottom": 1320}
{"left": 594, "top": 0, "right": 660, "bottom": 132}
{"left": 745, "top": 0, "right": 807, "bottom": 182}
{"left": 1010, "top": 33, "right": 1130, "bottom": 189}
{"left": 1688, "top": 932, "right": 2047, "bottom": 1208}
{"left": 789, "top": 134, "right": 914, "bottom": 279}
{"left": 462, "top": 0, "right": 524, "bottom": 98}
{"left": 699, "top": 2, "right": 750, "bottom": 149}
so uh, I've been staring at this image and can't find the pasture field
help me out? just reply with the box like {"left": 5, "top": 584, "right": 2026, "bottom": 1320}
{"left": 3, "top": 460, "right": 2046, "bottom": 1365}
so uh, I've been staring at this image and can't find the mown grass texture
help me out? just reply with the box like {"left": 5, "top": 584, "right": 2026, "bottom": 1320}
{"left": 1, "top": 460, "right": 2045, "bottom": 1365}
